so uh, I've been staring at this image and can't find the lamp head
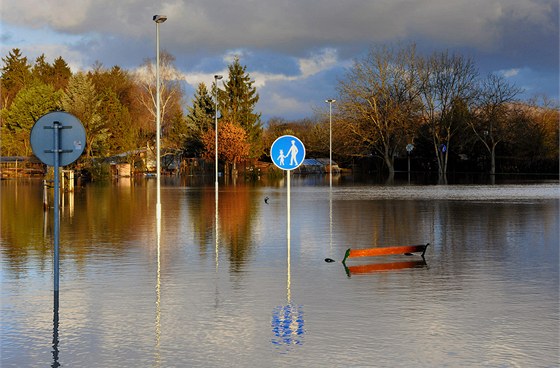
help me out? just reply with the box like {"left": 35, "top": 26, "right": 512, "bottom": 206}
{"left": 326, "top": 99, "right": 336, "bottom": 104}
{"left": 214, "top": 75, "right": 223, "bottom": 80}
{"left": 153, "top": 15, "right": 167, "bottom": 23}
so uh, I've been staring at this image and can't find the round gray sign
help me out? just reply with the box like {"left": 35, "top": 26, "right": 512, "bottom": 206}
{"left": 30, "top": 111, "right": 86, "bottom": 167}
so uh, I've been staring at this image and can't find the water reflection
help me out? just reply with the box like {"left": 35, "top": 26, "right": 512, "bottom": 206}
{"left": 344, "top": 258, "right": 428, "bottom": 277}
{"left": 271, "top": 172, "right": 305, "bottom": 348}
{"left": 1, "top": 179, "right": 558, "bottom": 367}
{"left": 52, "top": 291, "right": 60, "bottom": 368}
{"left": 155, "top": 217, "right": 161, "bottom": 368}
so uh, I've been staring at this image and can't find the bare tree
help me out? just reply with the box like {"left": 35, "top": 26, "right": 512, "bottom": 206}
{"left": 418, "top": 51, "right": 478, "bottom": 179}
{"left": 135, "top": 51, "right": 183, "bottom": 150}
{"left": 337, "top": 44, "right": 421, "bottom": 178}
{"left": 471, "top": 73, "right": 522, "bottom": 175}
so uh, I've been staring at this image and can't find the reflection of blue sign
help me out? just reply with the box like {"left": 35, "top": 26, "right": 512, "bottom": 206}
{"left": 271, "top": 304, "right": 305, "bottom": 346}
{"left": 271, "top": 135, "right": 305, "bottom": 170}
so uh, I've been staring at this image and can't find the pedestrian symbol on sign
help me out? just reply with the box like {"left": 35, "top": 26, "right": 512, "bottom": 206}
{"left": 271, "top": 135, "right": 306, "bottom": 170}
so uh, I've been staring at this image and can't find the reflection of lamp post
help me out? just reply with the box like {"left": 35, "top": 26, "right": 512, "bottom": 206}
{"left": 325, "top": 99, "right": 336, "bottom": 186}
{"left": 214, "top": 75, "right": 223, "bottom": 190}
{"left": 153, "top": 14, "right": 167, "bottom": 221}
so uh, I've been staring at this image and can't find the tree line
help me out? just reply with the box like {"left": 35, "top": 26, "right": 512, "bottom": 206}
{"left": 1, "top": 45, "right": 557, "bottom": 180}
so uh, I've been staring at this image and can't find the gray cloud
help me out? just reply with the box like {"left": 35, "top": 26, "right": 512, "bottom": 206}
{"left": 1, "top": 0, "right": 557, "bottom": 120}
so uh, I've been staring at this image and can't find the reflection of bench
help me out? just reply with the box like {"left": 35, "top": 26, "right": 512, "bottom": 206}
{"left": 344, "top": 259, "right": 427, "bottom": 276}
{"left": 342, "top": 243, "right": 429, "bottom": 264}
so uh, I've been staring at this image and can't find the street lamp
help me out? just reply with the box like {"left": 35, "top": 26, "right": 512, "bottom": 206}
{"left": 214, "top": 75, "right": 223, "bottom": 190}
{"left": 153, "top": 15, "right": 167, "bottom": 221}
{"left": 325, "top": 99, "right": 336, "bottom": 188}
{"left": 325, "top": 99, "right": 336, "bottom": 261}
{"left": 214, "top": 75, "right": 223, "bottom": 269}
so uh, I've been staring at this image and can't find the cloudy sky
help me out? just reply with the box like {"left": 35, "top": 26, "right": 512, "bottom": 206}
{"left": 1, "top": 0, "right": 558, "bottom": 121}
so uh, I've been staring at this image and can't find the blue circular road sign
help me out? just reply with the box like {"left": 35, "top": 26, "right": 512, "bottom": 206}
{"left": 270, "top": 135, "right": 306, "bottom": 170}
{"left": 30, "top": 111, "right": 86, "bottom": 167}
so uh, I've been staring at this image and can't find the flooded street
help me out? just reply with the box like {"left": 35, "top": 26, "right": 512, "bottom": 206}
{"left": 1, "top": 177, "right": 558, "bottom": 367}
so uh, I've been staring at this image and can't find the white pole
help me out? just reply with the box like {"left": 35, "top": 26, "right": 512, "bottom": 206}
{"left": 329, "top": 102, "right": 332, "bottom": 188}
{"left": 286, "top": 170, "right": 291, "bottom": 303}
{"left": 214, "top": 75, "right": 222, "bottom": 269}
{"left": 214, "top": 75, "right": 222, "bottom": 191}
{"left": 155, "top": 21, "right": 162, "bottom": 221}
{"left": 153, "top": 15, "right": 167, "bottom": 220}
{"left": 326, "top": 99, "right": 335, "bottom": 255}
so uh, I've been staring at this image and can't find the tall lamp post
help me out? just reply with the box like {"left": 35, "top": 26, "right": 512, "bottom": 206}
{"left": 214, "top": 75, "right": 223, "bottom": 266}
{"left": 325, "top": 99, "right": 335, "bottom": 258}
{"left": 325, "top": 99, "right": 336, "bottom": 188}
{"left": 214, "top": 75, "right": 223, "bottom": 190}
{"left": 153, "top": 15, "right": 167, "bottom": 221}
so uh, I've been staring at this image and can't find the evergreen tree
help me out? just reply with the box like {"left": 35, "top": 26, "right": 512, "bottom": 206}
{"left": 185, "top": 82, "right": 214, "bottom": 156}
{"left": 219, "top": 57, "right": 263, "bottom": 158}
{"left": 32, "top": 54, "right": 55, "bottom": 86}
{"left": 62, "top": 72, "right": 106, "bottom": 158}
{"left": 1, "top": 48, "right": 32, "bottom": 108}
{"left": 0, "top": 81, "right": 61, "bottom": 155}
{"left": 51, "top": 56, "right": 72, "bottom": 91}
{"left": 97, "top": 88, "right": 136, "bottom": 156}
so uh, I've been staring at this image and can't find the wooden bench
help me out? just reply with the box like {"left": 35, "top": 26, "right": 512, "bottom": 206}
{"left": 342, "top": 243, "right": 429, "bottom": 264}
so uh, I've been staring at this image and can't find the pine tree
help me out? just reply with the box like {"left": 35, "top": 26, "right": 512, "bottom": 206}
{"left": 219, "top": 57, "right": 263, "bottom": 158}
{"left": 62, "top": 72, "right": 106, "bottom": 158}
{"left": 1, "top": 48, "right": 32, "bottom": 108}
{"left": 32, "top": 54, "right": 55, "bottom": 86}
{"left": 51, "top": 56, "right": 72, "bottom": 91}
{"left": 185, "top": 82, "right": 214, "bottom": 156}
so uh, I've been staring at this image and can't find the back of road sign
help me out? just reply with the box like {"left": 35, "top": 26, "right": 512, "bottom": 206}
{"left": 30, "top": 111, "right": 86, "bottom": 167}
{"left": 270, "top": 135, "right": 305, "bottom": 170}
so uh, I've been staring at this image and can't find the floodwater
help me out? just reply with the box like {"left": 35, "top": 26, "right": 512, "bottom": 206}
{"left": 1, "top": 176, "right": 559, "bottom": 367}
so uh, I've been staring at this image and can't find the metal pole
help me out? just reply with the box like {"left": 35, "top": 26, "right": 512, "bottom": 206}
{"left": 214, "top": 75, "right": 222, "bottom": 191}
{"left": 215, "top": 80, "right": 218, "bottom": 191}
{"left": 286, "top": 170, "right": 291, "bottom": 274}
{"left": 325, "top": 99, "right": 335, "bottom": 256}
{"left": 408, "top": 153, "right": 411, "bottom": 184}
{"left": 155, "top": 20, "right": 162, "bottom": 221}
{"left": 53, "top": 121, "right": 60, "bottom": 293}
{"left": 325, "top": 99, "right": 335, "bottom": 188}
{"left": 329, "top": 102, "right": 332, "bottom": 188}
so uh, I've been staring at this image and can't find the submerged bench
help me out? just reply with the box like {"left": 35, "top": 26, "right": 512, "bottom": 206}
{"left": 342, "top": 243, "right": 429, "bottom": 264}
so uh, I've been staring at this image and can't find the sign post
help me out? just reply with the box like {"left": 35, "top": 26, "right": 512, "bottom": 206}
{"left": 271, "top": 135, "right": 306, "bottom": 245}
{"left": 30, "top": 111, "right": 86, "bottom": 293}
{"left": 270, "top": 135, "right": 306, "bottom": 346}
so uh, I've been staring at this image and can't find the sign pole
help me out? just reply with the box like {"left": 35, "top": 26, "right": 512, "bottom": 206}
{"left": 52, "top": 121, "right": 60, "bottom": 293}
{"left": 287, "top": 169, "right": 291, "bottom": 300}
{"left": 269, "top": 134, "right": 305, "bottom": 304}
{"left": 31, "top": 112, "right": 86, "bottom": 296}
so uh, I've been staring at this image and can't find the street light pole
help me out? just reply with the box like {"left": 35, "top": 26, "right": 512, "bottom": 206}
{"left": 325, "top": 99, "right": 336, "bottom": 189}
{"left": 214, "top": 75, "right": 223, "bottom": 190}
{"left": 153, "top": 15, "right": 167, "bottom": 221}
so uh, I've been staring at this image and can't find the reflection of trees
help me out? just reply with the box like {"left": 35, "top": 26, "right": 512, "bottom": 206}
{"left": 334, "top": 197, "right": 556, "bottom": 267}
{"left": 1, "top": 181, "right": 50, "bottom": 275}
{"left": 1, "top": 180, "right": 154, "bottom": 276}
{"left": 184, "top": 185, "right": 261, "bottom": 271}
{"left": 189, "top": 187, "right": 215, "bottom": 254}
{"left": 218, "top": 185, "right": 259, "bottom": 271}
{"left": 334, "top": 199, "right": 427, "bottom": 247}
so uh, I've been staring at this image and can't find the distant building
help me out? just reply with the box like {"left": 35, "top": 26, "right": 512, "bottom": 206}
{"left": 0, "top": 156, "right": 46, "bottom": 178}
{"left": 293, "top": 158, "right": 340, "bottom": 174}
